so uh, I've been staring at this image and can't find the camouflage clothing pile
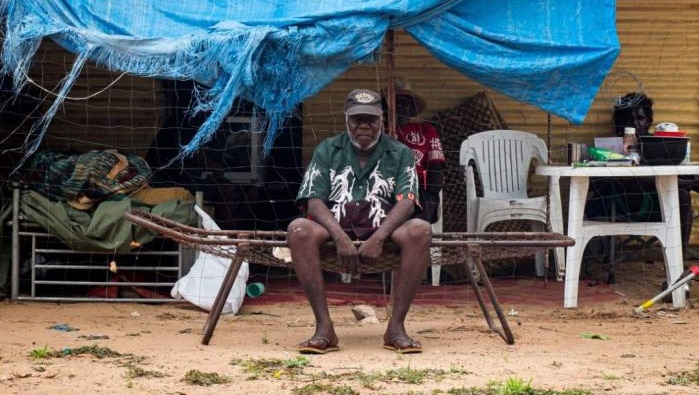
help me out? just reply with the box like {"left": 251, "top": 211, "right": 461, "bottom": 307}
{"left": 25, "top": 150, "right": 151, "bottom": 210}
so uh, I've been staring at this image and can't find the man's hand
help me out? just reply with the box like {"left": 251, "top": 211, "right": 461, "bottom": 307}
{"left": 306, "top": 199, "right": 363, "bottom": 274}
{"left": 334, "top": 234, "right": 361, "bottom": 275}
{"left": 357, "top": 235, "right": 384, "bottom": 267}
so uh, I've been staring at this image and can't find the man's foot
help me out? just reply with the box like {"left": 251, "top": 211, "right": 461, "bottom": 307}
{"left": 383, "top": 337, "right": 422, "bottom": 354}
{"left": 297, "top": 337, "right": 340, "bottom": 354}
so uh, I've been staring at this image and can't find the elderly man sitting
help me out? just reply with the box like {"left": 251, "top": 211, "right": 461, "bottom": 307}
{"left": 287, "top": 88, "right": 431, "bottom": 354}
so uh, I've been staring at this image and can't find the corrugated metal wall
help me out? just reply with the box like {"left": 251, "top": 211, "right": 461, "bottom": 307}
{"left": 2, "top": 1, "right": 698, "bottom": 239}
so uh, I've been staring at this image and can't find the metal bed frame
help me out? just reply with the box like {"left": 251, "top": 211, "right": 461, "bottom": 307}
{"left": 8, "top": 187, "right": 199, "bottom": 302}
{"left": 125, "top": 209, "right": 575, "bottom": 346}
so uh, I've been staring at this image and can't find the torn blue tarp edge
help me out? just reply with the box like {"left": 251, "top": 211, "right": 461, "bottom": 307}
{"left": 0, "top": 0, "right": 621, "bottom": 162}
{"left": 1, "top": 22, "right": 291, "bottom": 161}
{"left": 0, "top": 15, "right": 387, "bottom": 162}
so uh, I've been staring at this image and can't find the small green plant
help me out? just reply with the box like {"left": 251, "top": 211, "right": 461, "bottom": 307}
{"left": 665, "top": 362, "right": 699, "bottom": 386}
{"left": 235, "top": 356, "right": 311, "bottom": 379}
{"left": 383, "top": 367, "right": 446, "bottom": 385}
{"left": 287, "top": 365, "right": 592, "bottom": 395}
{"left": 29, "top": 344, "right": 128, "bottom": 359}
{"left": 284, "top": 356, "right": 311, "bottom": 369}
{"left": 354, "top": 371, "right": 383, "bottom": 390}
{"left": 449, "top": 379, "right": 593, "bottom": 395}
{"left": 183, "top": 369, "right": 231, "bottom": 386}
{"left": 579, "top": 332, "right": 608, "bottom": 340}
{"left": 497, "top": 376, "right": 533, "bottom": 394}
{"left": 601, "top": 373, "right": 620, "bottom": 380}
{"left": 28, "top": 346, "right": 53, "bottom": 359}
{"left": 262, "top": 332, "right": 269, "bottom": 344}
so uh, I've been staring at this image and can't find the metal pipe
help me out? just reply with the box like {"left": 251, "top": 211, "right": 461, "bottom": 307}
{"left": 11, "top": 186, "right": 19, "bottom": 299}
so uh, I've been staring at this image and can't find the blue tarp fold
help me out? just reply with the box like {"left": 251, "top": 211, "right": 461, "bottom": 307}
{"left": 0, "top": 0, "right": 619, "bottom": 158}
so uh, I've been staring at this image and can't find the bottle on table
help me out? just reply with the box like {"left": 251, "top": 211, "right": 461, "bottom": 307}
{"left": 623, "top": 127, "right": 640, "bottom": 164}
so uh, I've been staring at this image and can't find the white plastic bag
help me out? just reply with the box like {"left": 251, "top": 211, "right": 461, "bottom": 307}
{"left": 171, "top": 205, "right": 249, "bottom": 314}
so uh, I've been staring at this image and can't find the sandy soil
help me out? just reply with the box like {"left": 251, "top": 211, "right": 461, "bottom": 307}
{"left": 2, "top": 261, "right": 699, "bottom": 395}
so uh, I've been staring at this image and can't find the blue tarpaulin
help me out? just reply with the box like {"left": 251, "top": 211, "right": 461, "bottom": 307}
{"left": 0, "top": 0, "right": 619, "bottom": 157}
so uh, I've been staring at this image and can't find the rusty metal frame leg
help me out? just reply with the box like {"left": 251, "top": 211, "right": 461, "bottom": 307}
{"left": 201, "top": 243, "right": 249, "bottom": 345}
{"left": 464, "top": 244, "right": 515, "bottom": 345}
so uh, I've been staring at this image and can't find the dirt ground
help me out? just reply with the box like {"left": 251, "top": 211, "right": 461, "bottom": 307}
{"left": 2, "top": 259, "right": 699, "bottom": 395}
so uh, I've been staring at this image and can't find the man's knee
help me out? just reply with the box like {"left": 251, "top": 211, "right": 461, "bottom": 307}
{"left": 287, "top": 217, "right": 306, "bottom": 233}
{"left": 287, "top": 218, "right": 326, "bottom": 248}
{"left": 287, "top": 218, "right": 309, "bottom": 244}
{"left": 396, "top": 218, "right": 431, "bottom": 245}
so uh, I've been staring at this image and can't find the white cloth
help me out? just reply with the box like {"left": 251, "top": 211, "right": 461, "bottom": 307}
{"left": 272, "top": 246, "right": 292, "bottom": 263}
{"left": 171, "top": 205, "right": 249, "bottom": 314}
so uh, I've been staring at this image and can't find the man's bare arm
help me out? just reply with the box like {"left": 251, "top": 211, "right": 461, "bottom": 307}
{"left": 306, "top": 198, "right": 360, "bottom": 273}
{"left": 306, "top": 198, "right": 349, "bottom": 244}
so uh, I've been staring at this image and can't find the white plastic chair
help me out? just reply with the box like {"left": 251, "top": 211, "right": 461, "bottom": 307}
{"left": 459, "top": 130, "right": 565, "bottom": 279}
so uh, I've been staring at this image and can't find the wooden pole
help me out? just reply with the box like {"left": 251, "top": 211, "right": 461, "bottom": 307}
{"left": 385, "top": 29, "right": 396, "bottom": 138}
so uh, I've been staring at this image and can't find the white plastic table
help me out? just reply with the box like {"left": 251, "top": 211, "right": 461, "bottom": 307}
{"left": 536, "top": 164, "right": 699, "bottom": 308}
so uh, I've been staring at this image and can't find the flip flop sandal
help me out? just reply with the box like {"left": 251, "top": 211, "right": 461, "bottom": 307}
{"left": 383, "top": 337, "right": 422, "bottom": 354}
{"left": 297, "top": 337, "right": 340, "bottom": 354}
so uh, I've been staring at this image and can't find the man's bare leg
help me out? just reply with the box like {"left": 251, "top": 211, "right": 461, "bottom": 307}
{"left": 383, "top": 218, "right": 431, "bottom": 352}
{"left": 287, "top": 218, "right": 339, "bottom": 352}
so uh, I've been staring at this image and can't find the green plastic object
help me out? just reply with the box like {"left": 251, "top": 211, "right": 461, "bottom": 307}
{"left": 588, "top": 146, "right": 625, "bottom": 161}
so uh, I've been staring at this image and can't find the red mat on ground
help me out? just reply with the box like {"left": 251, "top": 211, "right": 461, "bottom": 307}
{"left": 243, "top": 276, "right": 621, "bottom": 307}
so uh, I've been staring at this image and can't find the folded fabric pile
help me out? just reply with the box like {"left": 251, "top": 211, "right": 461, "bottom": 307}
{"left": 25, "top": 149, "right": 152, "bottom": 210}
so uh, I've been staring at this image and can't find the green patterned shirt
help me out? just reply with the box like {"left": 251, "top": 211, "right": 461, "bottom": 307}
{"left": 296, "top": 132, "right": 419, "bottom": 228}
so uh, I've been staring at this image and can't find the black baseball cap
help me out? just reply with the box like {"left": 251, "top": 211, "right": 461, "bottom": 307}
{"left": 344, "top": 89, "right": 383, "bottom": 116}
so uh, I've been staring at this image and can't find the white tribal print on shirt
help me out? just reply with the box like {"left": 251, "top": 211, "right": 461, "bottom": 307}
{"left": 296, "top": 133, "right": 420, "bottom": 228}
{"left": 299, "top": 159, "right": 417, "bottom": 227}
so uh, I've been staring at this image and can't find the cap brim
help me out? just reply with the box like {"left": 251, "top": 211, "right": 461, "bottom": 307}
{"left": 345, "top": 105, "right": 383, "bottom": 116}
